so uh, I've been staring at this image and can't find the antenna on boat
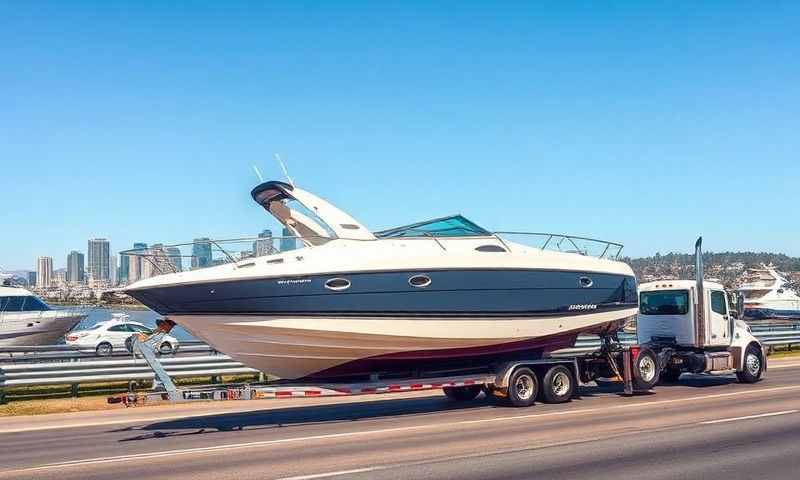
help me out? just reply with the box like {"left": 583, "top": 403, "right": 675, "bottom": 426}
{"left": 274, "top": 153, "right": 295, "bottom": 187}
{"left": 252, "top": 165, "right": 264, "bottom": 183}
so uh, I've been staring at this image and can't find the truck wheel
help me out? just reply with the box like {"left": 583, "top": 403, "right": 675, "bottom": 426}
{"left": 660, "top": 367, "right": 682, "bottom": 384}
{"left": 443, "top": 385, "right": 482, "bottom": 401}
{"left": 539, "top": 365, "right": 574, "bottom": 404}
{"left": 632, "top": 347, "right": 660, "bottom": 391}
{"left": 506, "top": 367, "right": 538, "bottom": 407}
{"left": 736, "top": 345, "right": 763, "bottom": 383}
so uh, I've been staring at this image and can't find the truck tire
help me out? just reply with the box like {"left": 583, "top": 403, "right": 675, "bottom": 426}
{"left": 539, "top": 365, "right": 575, "bottom": 404}
{"left": 660, "top": 367, "right": 682, "bottom": 384}
{"left": 632, "top": 347, "right": 660, "bottom": 391}
{"left": 506, "top": 367, "right": 538, "bottom": 407}
{"left": 443, "top": 385, "right": 482, "bottom": 401}
{"left": 736, "top": 345, "right": 764, "bottom": 383}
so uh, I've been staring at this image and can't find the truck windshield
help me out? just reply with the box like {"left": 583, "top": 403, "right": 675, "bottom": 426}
{"left": 640, "top": 290, "right": 689, "bottom": 315}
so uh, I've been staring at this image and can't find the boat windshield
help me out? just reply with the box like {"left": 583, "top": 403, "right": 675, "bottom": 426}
{"left": 375, "top": 215, "right": 491, "bottom": 238}
{"left": 0, "top": 295, "right": 51, "bottom": 312}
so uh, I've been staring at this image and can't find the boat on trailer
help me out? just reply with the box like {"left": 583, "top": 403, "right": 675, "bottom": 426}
{"left": 123, "top": 181, "right": 637, "bottom": 380}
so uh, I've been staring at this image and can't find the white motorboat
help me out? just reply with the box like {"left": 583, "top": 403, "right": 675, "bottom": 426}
{"left": 124, "top": 181, "right": 637, "bottom": 380}
{"left": 0, "top": 286, "right": 87, "bottom": 346}
{"left": 737, "top": 266, "right": 800, "bottom": 320}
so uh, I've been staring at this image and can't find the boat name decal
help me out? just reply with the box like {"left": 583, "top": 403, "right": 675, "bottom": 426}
{"left": 568, "top": 304, "right": 598, "bottom": 311}
{"left": 277, "top": 279, "right": 312, "bottom": 285}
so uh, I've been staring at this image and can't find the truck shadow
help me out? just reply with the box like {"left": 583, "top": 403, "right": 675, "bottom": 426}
{"left": 114, "top": 393, "right": 496, "bottom": 442}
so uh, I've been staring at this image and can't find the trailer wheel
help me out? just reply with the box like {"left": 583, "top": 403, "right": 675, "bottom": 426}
{"left": 736, "top": 345, "right": 764, "bottom": 383}
{"left": 443, "top": 385, "right": 482, "bottom": 401}
{"left": 632, "top": 347, "right": 660, "bottom": 391}
{"left": 506, "top": 367, "right": 538, "bottom": 407}
{"left": 539, "top": 365, "right": 574, "bottom": 404}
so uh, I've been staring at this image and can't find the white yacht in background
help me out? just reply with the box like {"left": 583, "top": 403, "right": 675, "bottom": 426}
{"left": 125, "top": 181, "right": 637, "bottom": 380}
{"left": 0, "top": 286, "right": 87, "bottom": 346}
{"left": 737, "top": 266, "right": 800, "bottom": 320}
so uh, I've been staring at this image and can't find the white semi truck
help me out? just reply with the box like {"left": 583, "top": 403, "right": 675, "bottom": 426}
{"left": 636, "top": 238, "right": 766, "bottom": 384}
{"left": 112, "top": 238, "right": 766, "bottom": 408}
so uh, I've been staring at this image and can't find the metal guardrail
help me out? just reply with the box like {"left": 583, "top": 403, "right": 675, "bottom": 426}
{"left": 0, "top": 341, "right": 216, "bottom": 363}
{"left": 1, "top": 330, "right": 798, "bottom": 402}
{"left": 0, "top": 355, "right": 257, "bottom": 388}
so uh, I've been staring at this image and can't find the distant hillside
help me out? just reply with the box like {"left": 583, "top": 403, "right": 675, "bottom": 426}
{"left": 623, "top": 251, "right": 800, "bottom": 289}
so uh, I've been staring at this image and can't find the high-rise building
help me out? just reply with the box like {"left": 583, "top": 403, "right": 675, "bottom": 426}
{"left": 109, "top": 255, "right": 117, "bottom": 286}
{"left": 27, "top": 271, "right": 37, "bottom": 286}
{"left": 280, "top": 227, "right": 297, "bottom": 252}
{"left": 66, "top": 251, "right": 85, "bottom": 284}
{"left": 165, "top": 247, "right": 182, "bottom": 272}
{"left": 192, "top": 238, "right": 212, "bottom": 269}
{"left": 36, "top": 256, "right": 53, "bottom": 287}
{"left": 253, "top": 229, "right": 273, "bottom": 257}
{"left": 119, "top": 254, "right": 130, "bottom": 285}
{"left": 87, "top": 238, "right": 110, "bottom": 282}
{"left": 129, "top": 242, "right": 148, "bottom": 282}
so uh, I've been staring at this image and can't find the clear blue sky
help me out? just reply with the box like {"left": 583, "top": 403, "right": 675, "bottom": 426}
{"left": 2, "top": 1, "right": 799, "bottom": 270}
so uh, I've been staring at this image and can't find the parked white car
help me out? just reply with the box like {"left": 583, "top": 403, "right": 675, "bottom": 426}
{"left": 66, "top": 319, "right": 179, "bottom": 356}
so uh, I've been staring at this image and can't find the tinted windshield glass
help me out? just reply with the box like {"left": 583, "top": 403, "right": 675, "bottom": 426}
{"left": 376, "top": 215, "right": 490, "bottom": 238}
{"left": 640, "top": 290, "right": 689, "bottom": 315}
{"left": 0, "top": 296, "right": 50, "bottom": 312}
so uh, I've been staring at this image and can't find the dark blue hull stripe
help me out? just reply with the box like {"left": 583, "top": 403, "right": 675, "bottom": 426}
{"left": 744, "top": 308, "right": 800, "bottom": 320}
{"left": 127, "top": 269, "right": 638, "bottom": 317}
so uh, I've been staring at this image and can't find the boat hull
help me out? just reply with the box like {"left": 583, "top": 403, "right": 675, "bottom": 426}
{"left": 0, "top": 312, "right": 86, "bottom": 347}
{"left": 171, "top": 308, "right": 636, "bottom": 379}
{"left": 127, "top": 268, "right": 637, "bottom": 379}
{"left": 743, "top": 307, "right": 800, "bottom": 320}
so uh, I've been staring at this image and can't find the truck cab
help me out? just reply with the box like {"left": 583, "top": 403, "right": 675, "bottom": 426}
{"left": 637, "top": 279, "right": 766, "bottom": 383}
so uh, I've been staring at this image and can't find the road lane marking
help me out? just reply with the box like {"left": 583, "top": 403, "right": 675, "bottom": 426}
{"left": 700, "top": 409, "right": 799, "bottom": 425}
{"left": 5, "top": 382, "right": 800, "bottom": 475}
{"left": 3, "top": 361, "right": 800, "bottom": 435}
{"left": 769, "top": 362, "right": 800, "bottom": 369}
{"left": 278, "top": 467, "right": 382, "bottom": 480}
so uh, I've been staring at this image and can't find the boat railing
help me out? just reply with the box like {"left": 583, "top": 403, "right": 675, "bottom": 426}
{"left": 493, "top": 232, "right": 624, "bottom": 260}
{"left": 120, "top": 230, "right": 624, "bottom": 280}
{"left": 119, "top": 235, "right": 310, "bottom": 278}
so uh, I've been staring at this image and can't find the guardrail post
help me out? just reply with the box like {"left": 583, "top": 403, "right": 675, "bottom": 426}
{"left": 70, "top": 383, "right": 79, "bottom": 398}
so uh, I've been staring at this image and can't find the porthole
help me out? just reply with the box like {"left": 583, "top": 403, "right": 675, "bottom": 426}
{"left": 325, "top": 278, "right": 351, "bottom": 291}
{"left": 409, "top": 274, "right": 432, "bottom": 288}
{"left": 578, "top": 276, "right": 593, "bottom": 288}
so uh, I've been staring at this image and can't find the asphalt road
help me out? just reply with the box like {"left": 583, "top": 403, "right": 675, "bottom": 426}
{"left": 2, "top": 359, "right": 800, "bottom": 480}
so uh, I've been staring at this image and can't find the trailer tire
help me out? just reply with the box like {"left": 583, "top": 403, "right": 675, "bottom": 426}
{"left": 506, "top": 367, "right": 538, "bottom": 407}
{"left": 632, "top": 347, "right": 660, "bottom": 391}
{"left": 539, "top": 365, "right": 574, "bottom": 404}
{"left": 736, "top": 345, "right": 764, "bottom": 384}
{"left": 443, "top": 385, "right": 482, "bottom": 401}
